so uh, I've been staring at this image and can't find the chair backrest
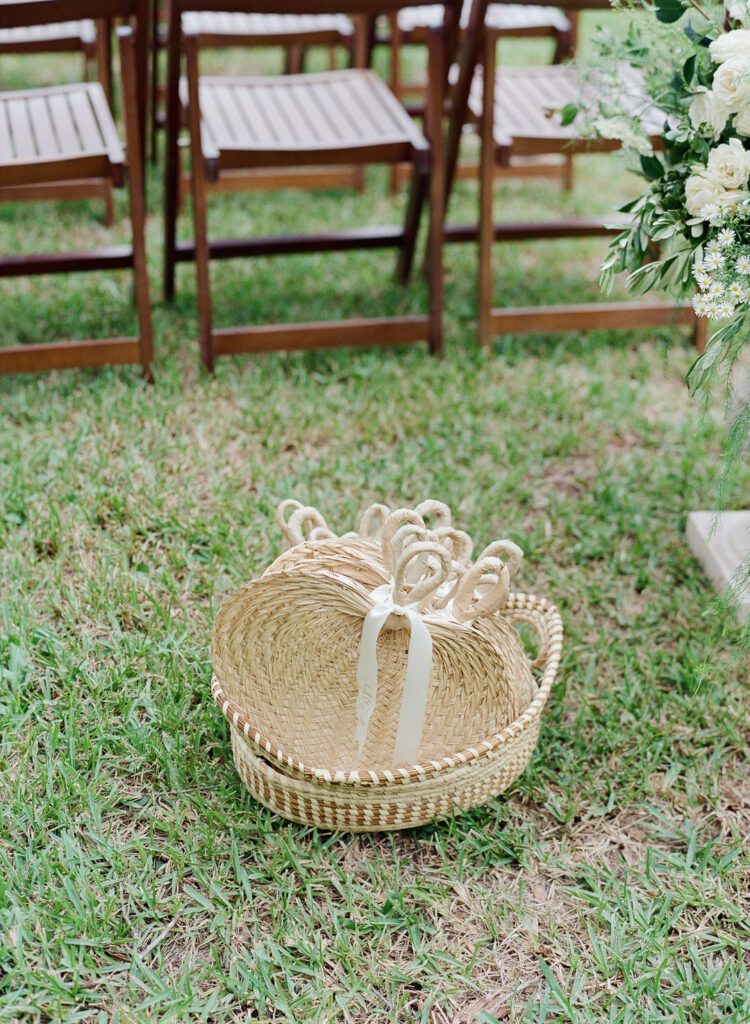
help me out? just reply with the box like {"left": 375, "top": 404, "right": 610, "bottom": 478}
{"left": 0, "top": 0, "right": 147, "bottom": 30}
{"left": 475, "top": 0, "right": 609, "bottom": 8}
{"left": 175, "top": 1, "right": 460, "bottom": 76}
{"left": 173, "top": 1, "right": 456, "bottom": 12}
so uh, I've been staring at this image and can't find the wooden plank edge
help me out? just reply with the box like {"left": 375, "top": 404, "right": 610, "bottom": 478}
{"left": 489, "top": 302, "right": 695, "bottom": 335}
{"left": 0, "top": 338, "right": 142, "bottom": 374}
{"left": 213, "top": 316, "right": 429, "bottom": 355}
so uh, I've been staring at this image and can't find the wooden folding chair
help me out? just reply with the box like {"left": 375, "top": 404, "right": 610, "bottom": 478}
{"left": 387, "top": 1, "right": 577, "bottom": 191}
{"left": 0, "top": 0, "right": 153, "bottom": 378}
{"left": 446, "top": 0, "right": 698, "bottom": 348}
{"left": 0, "top": 16, "right": 116, "bottom": 221}
{"left": 390, "top": 2, "right": 575, "bottom": 110}
{"left": 150, "top": 2, "right": 354, "bottom": 169}
{"left": 171, "top": 13, "right": 362, "bottom": 197}
{"left": 164, "top": 0, "right": 458, "bottom": 371}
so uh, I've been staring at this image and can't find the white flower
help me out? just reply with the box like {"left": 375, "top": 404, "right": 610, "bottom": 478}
{"left": 705, "top": 251, "right": 726, "bottom": 270}
{"left": 721, "top": 188, "right": 749, "bottom": 209}
{"left": 712, "top": 56, "right": 750, "bottom": 112}
{"left": 707, "top": 138, "right": 750, "bottom": 188}
{"left": 735, "top": 253, "right": 750, "bottom": 272}
{"left": 696, "top": 270, "right": 713, "bottom": 290}
{"left": 592, "top": 116, "right": 653, "bottom": 156}
{"left": 693, "top": 295, "right": 708, "bottom": 316}
{"left": 718, "top": 228, "right": 737, "bottom": 245}
{"left": 686, "top": 172, "right": 726, "bottom": 217}
{"left": 700, "top": 200, "right": 724, "bottom": 224}
{"left": 717, "top": 300, "right": 736, "bottom": 317}
{"left": 726, "top": 0, "right": 750, "bottom": 23}
{"left": 729, "top": 281, "right": 745, "bottom": 299}
{"left": 709, "top": 29, "right": 750, "bottom": 64}
{"left": 689, "top": 89, "right": 729, "bottom": 138}
{"left": 707, "top": 280, "right": 725, "bottom": 296}
{"left": 704, "top": 299, "right": 721, "bottom": 318}
{"left": 734, "top": 105, "right": 750, "bottom": 136}
{"left": 706, "top": 238, "right": 724, "bottom": 253}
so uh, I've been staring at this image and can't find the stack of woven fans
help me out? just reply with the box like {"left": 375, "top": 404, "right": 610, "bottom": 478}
{"left": 211, "top": 499, "right": 563, "bottom": 831}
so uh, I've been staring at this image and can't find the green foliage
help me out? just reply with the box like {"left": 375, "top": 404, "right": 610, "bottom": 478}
{"left": 580, "top": 1, "right": 750, "bottom": 484}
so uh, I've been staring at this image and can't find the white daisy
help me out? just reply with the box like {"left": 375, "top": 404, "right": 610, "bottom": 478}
{"left": 717, "top": 301, "right": 736, "bottom": 319}
{"left": 695, "top": 271, "right": 712, "bottom": 290}
{"left": 705, "top": 251, "right": 726, "bottom": 271}
{"left": 700, "top": 202, "right": 723, "bottom": 223}
{"left": 718, "top": 228, "right": 736, "bottom": 247}
{"left": 735, "top": 254, "right": 750, "bottom": 274}
{"left": 707, "top": 281, "right": 724, "bottom": 298}
{"left": 692, "top": 295, "right": 708, "bottom": 316}
{"left": 706, "top": 239, "right": 723, "bottom": 254}
{"left": 729, "top": 281, "right": 745, "bottom": 301}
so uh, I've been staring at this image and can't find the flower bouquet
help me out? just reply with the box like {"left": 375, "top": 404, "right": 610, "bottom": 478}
{"left": 572, "top": 0, "right": 750, "bottom": 619}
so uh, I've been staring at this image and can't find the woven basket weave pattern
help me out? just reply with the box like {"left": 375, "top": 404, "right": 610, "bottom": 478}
{"left": 212, "top": 501, "right": 564, "bottom": 830}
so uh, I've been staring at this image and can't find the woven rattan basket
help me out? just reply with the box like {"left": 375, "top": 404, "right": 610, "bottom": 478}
{"left": 212, "top": 502, "right": 563, "bottom": 831}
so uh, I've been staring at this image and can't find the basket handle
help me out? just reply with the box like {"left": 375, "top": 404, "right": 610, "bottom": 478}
{"left": 477, "top": 540, "right": 524, "bottom": 579}
{"left": 434, "top": 527, "right": 474, "bottom": 570}
{"left": 503, "top": 601, "right": 555, "bottom": 672}
{"left": 358, "top": 503, "right": 390, "bottom": 541}
{"left": 380, "top": 508, "right": 425, "bottom": 570}
{"left": 414, "top": 499, "right": 452, "bottom": 530}
{"left": 452, "top": 556, "right": 510, "bottom": 623}
{"left": 281, "top": 504, "right": 336, "bottom": 548}
{"left": 392, "top": 540, "right": 452, "bottom": 609}
{"left": 276, "top": 498, "right": 303, "bottom": 539}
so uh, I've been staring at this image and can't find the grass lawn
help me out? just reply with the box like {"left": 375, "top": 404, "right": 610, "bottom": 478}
{"left": 2, "top": 26, "right": 750, "bottom": 1024}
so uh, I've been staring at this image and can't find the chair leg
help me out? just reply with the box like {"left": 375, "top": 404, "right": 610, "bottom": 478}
{"left": 425, "top": 26, "right": 445, "bottom": 356}
{"left": 150, "top": 0, "right": 161, "bottom": 163}
{"left": 103, "top": 179, "right": 115, "bottom": 227}
{"left": 389, "top": 15, "right": 403, "bottom": 196}
{"left": 96, "top": 19, "right": 114, "bottom": 112}
{"left": 163, "top": 6, "right": 181, "bottom": 300}
{"left": 286, "top": 44, "right": 303, "bottom": 74}
{"left": 478, "top": 30, "right": 496, "bottom": 351}
{"left": 553, "top": 28, "right": 572, "bottom": 63}
{"left": 397, "top": 166, "right": 428, "bottom": 285}
{"left": 563, "top": 154, "right": 574, "bottom": 191}
{"left": 190, "top": 164, "right": 215, "bottom": 371}
{"left": 694, "top": 315, "right": 709, "bottom": 353}
{"left": 185, "top": 35, "right": 215, "bottom": 371}
{"left": 120, "top": 26, "right": 154, "bottom": 380}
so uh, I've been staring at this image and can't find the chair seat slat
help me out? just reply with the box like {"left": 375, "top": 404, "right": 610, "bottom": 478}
{"left": 188, "top": 70, "right": 427, "bottom": 158}
{"left": 0, "top": 84, "right": 124, "bottom": 170}
{"left": 469, "top": 65, "right": 662, "bottom": 155}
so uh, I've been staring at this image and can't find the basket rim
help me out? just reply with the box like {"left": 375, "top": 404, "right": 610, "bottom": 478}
{"left": 212, "top": 591, "right": 563, "bottom": 788}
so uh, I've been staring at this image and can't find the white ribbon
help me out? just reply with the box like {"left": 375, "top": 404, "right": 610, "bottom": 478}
{"left": 355, "top": 583, "right": 434, "bottom": 766}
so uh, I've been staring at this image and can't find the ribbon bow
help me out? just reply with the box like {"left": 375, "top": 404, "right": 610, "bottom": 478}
{"left": 353, "top": 523, "right": 522, "bottom": 766}
{"left": 354, "top": 535, "right": 451, "bottom": 765}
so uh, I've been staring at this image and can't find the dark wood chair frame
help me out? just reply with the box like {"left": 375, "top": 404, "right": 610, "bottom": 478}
{"left": 444, "top": 0, "right": 700, "bottom": 349}
{"left": 0, "top": 16, "right": 117, "bottom": 222}
{"left": 164, "top": 0, "right": 460, "bottom": 370}
{"left": 0, "top": 0, "right": 153, "bottom": 377}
